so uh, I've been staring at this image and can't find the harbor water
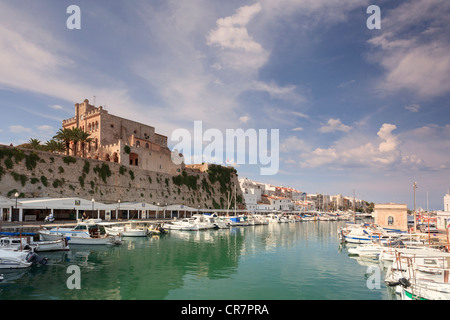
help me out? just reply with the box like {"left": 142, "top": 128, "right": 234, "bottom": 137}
{"left": 0, "top": 221, "right": 394, "bottom": 300}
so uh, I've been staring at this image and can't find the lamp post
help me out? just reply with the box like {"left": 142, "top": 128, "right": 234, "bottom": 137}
{"left": 164, "top": 202, "right": 167, "bottom": 219}
{"left": 157, "top": 202, "right": 160, "bottom": 219}
{"left": 413, "top": 182, "right": 418, "bottom": 232}
{"left": 14, "top": 192, "right": 19, "bottom": 222}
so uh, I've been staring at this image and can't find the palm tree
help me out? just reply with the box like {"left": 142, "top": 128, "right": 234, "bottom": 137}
{"left": 72, "top": 128, "right": 92, "bottom": 158}
{"left": 53, "top": 128, "right": 75, "bottom": 155}
{"left": 28, "top": 138, "right": 43, "bottom": 150}
{"left": 45, "top": 139, "right": 66, "bottom": 153}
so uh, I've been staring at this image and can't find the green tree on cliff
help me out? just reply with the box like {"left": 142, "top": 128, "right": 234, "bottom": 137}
{"left": 53, "top": 128, "right": 74, "bottom": 155}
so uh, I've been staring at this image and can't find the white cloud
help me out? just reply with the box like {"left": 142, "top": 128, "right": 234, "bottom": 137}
{"left": 280, "top": 136, "right": 311, "bottom": 153}
{"left": 337, "top": 80, "right": 355, "bottom": 88}
{"left": 9, "top": 125, "right": 32, "bottom": 133}
{"left": 318, "top": 118, "right": 352, "bottom": 133}
{"left": 239, "top": 116, "right": 250, "bottom": 123}
{"left": 367, "top": 0, "right": 450, "bottom": 99}
{"left": 206, "top": 3, "right": 269, "bottom": 73}
{"left": 250, "top": 81, "right": 304, "bottom": 104}
{"left": 377, "top": 124, "right": 399, "bottom": 153}
{"left": 404, "top": 104, "right": 420, "bottom": 112}
{"left": 49, "top": 105, "right": 63, "bottom": 110}
{"left": 292, "top": 127, "right": 303, "bottom": 131}
{"left": 299, "top": 123, "right": 404, "bottom": 169}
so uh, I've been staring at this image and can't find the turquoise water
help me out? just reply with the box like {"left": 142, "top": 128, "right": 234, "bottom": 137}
{"left": 0, "top": 221, "right": 393, "bottom": 300}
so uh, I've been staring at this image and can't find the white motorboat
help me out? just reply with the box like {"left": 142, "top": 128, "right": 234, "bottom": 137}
{"left": 0, "top": 236, "right": 69, "bottom": 252}
{"left": 267, "top": 214, "right": 282, "bottom": 223}
{"left": 253, "top": 214, "right": 269, "bottom": 225}
{"left": 0, "top": 248, "right": 48, "bottom": 269}
{"left": 163, "top": 218, "right": 203, "bottom": 231}
{"left": 207, "top": 213, "right": 230, "bottom": 229}
{"left": 192, "top": 214, "right": 217, "bottom": 229}
{"left": 39, "top": 219, "right": 122, "bottom": 245}
{"left": 102, "top": 221, "right": 148, "bottom": 237}
{"left": 348, "top": 240, "right": 405, "bottom": 258}
{"left": 339, "top": 224, "right": 389, "bottom": 244}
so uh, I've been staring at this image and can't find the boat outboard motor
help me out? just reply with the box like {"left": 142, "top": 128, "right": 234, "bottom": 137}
{"left": 26, "top": 252, "right": 48, "bottom": 265}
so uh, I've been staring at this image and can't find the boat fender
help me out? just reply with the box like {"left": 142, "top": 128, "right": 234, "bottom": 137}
{"left": 398, "top": 278, "right": 411, "bottom": 288}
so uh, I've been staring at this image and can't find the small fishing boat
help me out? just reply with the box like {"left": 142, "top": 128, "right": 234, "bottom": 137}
{"left": 0, "top": 248, "right": 48, "bottom": 269}
{"left": 102, "top": 221, "right": 148, "bottom": 237}
{"left": 163, "top": 218, "right": 203, "bottom": 231}
{"left": 0, "top": 236, "right": 69, "bottom": 252}
{"left": 39, "top": 219, "right": 122, "bottom": 245}
{"left": 148, "top": 223, "right": 168, "bottom": 235}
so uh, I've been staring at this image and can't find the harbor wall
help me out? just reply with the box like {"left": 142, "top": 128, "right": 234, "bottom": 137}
{"left": 0, "top": 145, "right": 244, "bottom": 209}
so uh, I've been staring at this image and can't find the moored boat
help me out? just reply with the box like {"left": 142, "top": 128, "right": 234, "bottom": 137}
{"left": 0, "top": 248, "right": 48, "bottom": 269}
{"left": 0, "top": 236, "right": 69, "bottom": 252}
{"left": 39, "top": 219, "right": 122, "bottom": 245}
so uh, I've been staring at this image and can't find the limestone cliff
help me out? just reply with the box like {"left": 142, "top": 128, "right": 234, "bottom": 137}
{"left": 0, "top": 145, "right": 244, "bottom": 209}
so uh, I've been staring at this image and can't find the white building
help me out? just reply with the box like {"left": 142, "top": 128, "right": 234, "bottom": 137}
{"left": 445, "top": 193, "right": 450, "bottom": 212}
{"left": 436, "top": 192, "right": 450, "bottom": 230}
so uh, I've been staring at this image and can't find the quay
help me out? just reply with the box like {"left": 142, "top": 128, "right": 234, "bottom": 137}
{"left": 0, "top": 218, "right": 172, "bottom": 237}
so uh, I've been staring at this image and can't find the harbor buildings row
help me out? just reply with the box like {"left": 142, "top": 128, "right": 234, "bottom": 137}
{"left": 238, "top": 177, "right": 366, "bottom": 213}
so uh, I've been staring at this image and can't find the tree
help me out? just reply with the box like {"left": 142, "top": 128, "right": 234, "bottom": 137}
{"left": 72, "top": 128, "right": 92, "bottom": 158}
{"left": 45, "top": 139, "right": 66, "bottom": 153}
{"left": 28, "top": 138, "right": 43, "bottom": 150}
{"left": 53, "top": 128, "right": 75, "bottom": 155}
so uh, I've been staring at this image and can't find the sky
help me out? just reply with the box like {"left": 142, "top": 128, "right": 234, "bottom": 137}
{"left": 0, "top": 0, "right": 449, "bottom": 210}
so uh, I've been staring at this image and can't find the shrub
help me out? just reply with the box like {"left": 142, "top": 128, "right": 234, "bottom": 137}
{"left": 63, "top": 156, "right": 77, "bottom": 164}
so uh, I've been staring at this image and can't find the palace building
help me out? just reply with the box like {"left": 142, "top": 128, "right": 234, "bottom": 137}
{"left": 62, "top": 99, "right": 184, "bottom": 175}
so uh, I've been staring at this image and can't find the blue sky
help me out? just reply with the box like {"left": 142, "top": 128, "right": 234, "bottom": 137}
{"left": 0, "top": 0, "right": 449, "bottom": 210}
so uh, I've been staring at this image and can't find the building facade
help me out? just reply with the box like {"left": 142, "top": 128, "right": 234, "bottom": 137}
{"left": 373, "top": 203, "right": 408, "bottom": 231}
{"left": 62, "top": 99, "right": 183, "bottom": 175}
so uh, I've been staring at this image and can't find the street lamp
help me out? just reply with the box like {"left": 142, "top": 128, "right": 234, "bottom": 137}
{"left": 14, "top": 192, "right": 19, "bottom": 222}
{"left": 413, "top": 182, "right": 418, "bottom": 232}
{"left": 157, "top": 202, "right": 160, "bottom": 219}
{"left": 118, "top": 200, "right": 121, "bottom": 220}
{"left": 164, "top": 202, "right": 167, "bottom": 219}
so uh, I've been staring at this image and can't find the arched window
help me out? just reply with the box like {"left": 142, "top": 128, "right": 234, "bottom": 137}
{"left": 388, "top": 216, "right": 394, "bottom": 225}
{"left": 145, "top": 143, "right": 149, "bottom": 148}
{"left": 136, "top": 141, "right": 140, "bottom": 147}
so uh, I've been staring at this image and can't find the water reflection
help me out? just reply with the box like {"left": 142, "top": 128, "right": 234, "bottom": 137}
{"left": 0, "top": 221, "right": 393, "bottom": 300}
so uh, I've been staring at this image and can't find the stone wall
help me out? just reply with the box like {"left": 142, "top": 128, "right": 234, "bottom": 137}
{"left": 373, "top": 203, "right": 408, "bottom": 231}
{"left": 0, "top": 145, "right": 244, "bottom": 209}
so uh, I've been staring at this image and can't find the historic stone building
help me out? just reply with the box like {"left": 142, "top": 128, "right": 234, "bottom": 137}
{"left": 62, "top": 99, "right": 183, "bottom": 175}
{"left": 373, "top": 203, "right": 408, "bottom": 231}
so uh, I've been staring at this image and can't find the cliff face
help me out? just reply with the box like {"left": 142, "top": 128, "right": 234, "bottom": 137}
{"left": 0, "top": 145, "right": 244, "bottom": 209}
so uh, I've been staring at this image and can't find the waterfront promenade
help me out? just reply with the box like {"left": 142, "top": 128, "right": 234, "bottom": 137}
{"left": 0, "top": 218, "right": 172, "bottom": 235}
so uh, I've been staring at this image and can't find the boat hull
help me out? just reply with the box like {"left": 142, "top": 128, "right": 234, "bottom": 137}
{"left": 39, "top": 230, "right": 120, "bottom": 245}
{"left": 0, "top": 250, "right": 32, "bottom": 269}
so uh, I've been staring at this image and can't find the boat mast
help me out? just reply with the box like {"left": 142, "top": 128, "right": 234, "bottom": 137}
{"left": 353, "top": 189, "right": 356, "bottom": 223}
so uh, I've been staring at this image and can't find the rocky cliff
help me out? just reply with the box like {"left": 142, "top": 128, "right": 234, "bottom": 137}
{"left": 0, "top": 145, "right": 244, "bottom": 209}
